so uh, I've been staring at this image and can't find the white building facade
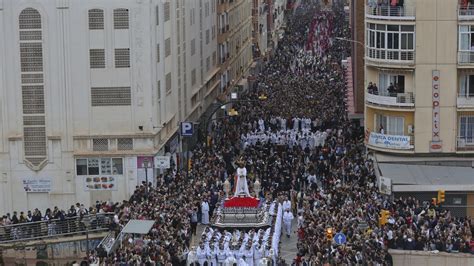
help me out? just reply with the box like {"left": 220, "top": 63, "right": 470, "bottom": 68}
{"left": 0, "top": 0, "right": 219, "bottom": 214}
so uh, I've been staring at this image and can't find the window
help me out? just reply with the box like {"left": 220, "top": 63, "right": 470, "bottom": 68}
{"left": 87, "top": 158, "right": 100, "bottom": 175}
{"left": 76, "top": 159, "right": 88, "bottom": 175}
{"left": 205, "top": 2, "right": 210, "bottom": 17}
{"left": 164, "top": 1, "right": 170, "bottom": 22}
{"left": 156, "top": 5, "right": 159, "bottom": 25}
{"left": 213, "top": 51, "right": 217, "bottom": 66}
{"left": 165, "top": 38, "right": 171, "bottom": 57}
{"left": 90, "top": 49, "right": 105, "bottom": 68}
{"left": 206, "top": 29, "right": 210, "bottom": 44}
{"left": 212, "top": 26, "right": 216, "bottom": 40}
{"left": 459, "top": 25, "right": 474, "bottom": 63}
{"left": 112, "top": 158, "right": 123, "bottom": 175}
{"left": 366, "top": 23, "right": 415, "bottom": 61}
{"left": 166, "top": 72, "right": 172, "bottom": 93}
{"left": 157, "top": 80, "right": 161, "bottom": 100}
{"left": 459, "top": 116, "right": 474, "bottom": 143}
{"left": 20, "top": 43, "right": 43, "bottom": 72}
{"left": 191, "top": 39, "right": 196, "bottom": 55}
{"left": 375, "top": 114, "right": 404, "bottom": 135}
{"left": 88, "top": 9, "right": 104, "bottom": 30}
{"left": 206, "top": 56, "right": 211, "bottom": 72}
{"left": 77, "top": 158, "right": 123, "bottom": 175}
{"left": 115, "top": 48, "right": 130, "bottom": 68}
{"left": 93, "top": 138, "right": 108, "bottom": 151}
{"left": 460, "top": 75, "right": 474, "bottom": 97}
{"left": 113, "top": 8, "right": 129, "bottom": 29}
{"left": 156, "top": 44, "right": 160, "bottom": 62}
{"left": 192, "top": 69, "right": 196, "bottom": 85}
{"left": 378, "top": 73, "right": 405, "bottom": 95}
{"left": 117, "top": 138, "right": 133, "bottom": 150}
{"left": 19, "top": 8, "right": 41, "bottom": 29}
{"left": 91, "top": 87, "right": 131, "bottom": 106}
{"left": 190, "top": 8, "right": 195, "bottom": 26}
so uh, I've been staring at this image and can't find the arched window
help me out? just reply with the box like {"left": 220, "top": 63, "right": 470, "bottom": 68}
{"left": 19, "top": 8, "right": 47, "bottom": 169}
{"left": 113, "top": 8, "right": 129, "bottom": 29}
{"left": 88, "top": 9, "right": 104, "bottom": 30}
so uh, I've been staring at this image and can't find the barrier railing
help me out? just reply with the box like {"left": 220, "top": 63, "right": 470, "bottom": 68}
{"left": 366, "top": 91, "right": 415, "bottom": 107}
{"left": 0, "top": 213, "right": 114, "bottom": 244}
{"left": 366, "top": 5, "right": 416, "bottom": 18}
{"left": 458, "top": 51, "right": 474, "bottom": 64}
{"left": 458, "top": 5, "right": 474, "bottom": 17}
{"left": 366, "top": 47, "right": 415, "bottom": 64}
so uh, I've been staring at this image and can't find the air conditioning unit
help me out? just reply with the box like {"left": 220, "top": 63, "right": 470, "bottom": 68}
{"left": 458, "top": 138, "right": 466, "bottom": 148}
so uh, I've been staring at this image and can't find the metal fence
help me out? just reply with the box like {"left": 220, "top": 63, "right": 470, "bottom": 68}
{"left": 0, "top": 213, "right": 114, "bottom": 244}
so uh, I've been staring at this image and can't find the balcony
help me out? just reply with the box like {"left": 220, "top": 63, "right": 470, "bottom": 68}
{"left": 366, "top": 47, "right": 415, "bottom": 66}
{"left": 457, "top": 137, "right": 474, "bottom": 151}
{"left": 367, "top": 132, "right": 414, "bottom": 150}
{"left": 366, "top": 91, "right": 415, "bottom": 108}
{"left": 458, "top": 51, "right": 474, "bottom": 65}
{"left": 458, "top": 4, "right": 474, "bottom": 20}
{"left": 457, "top": 94, "right": 474, "bottom": 108}
{"left": 366, "top": 4, "right": 415, "bottom": 20}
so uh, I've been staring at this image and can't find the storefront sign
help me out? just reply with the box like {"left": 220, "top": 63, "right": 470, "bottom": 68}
{"left": 84, "top": 176, "right": 117, "bottom": 191}
{"left": 22, "top": 178, "right": 52, "bottom": 193}
{"left": 431, "top": 70, "right": 442, "bottom": 152}
{"left": 368, "top": 132, "right": 412, "bottom": 150}
{"left": 378, "top": 176, "right": 392, "bottom": 195}
{"left": 154, "top": 156, "right": 170, "bottom": 169}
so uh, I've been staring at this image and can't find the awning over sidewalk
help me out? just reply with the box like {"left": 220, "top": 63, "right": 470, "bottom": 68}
{"left": 378, "top": 163, "right": 474, "bottom": 192}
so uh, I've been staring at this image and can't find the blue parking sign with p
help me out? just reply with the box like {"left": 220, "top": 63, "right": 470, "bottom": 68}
{"left": 181, "top": 122, "right": 194, "bottom": 136}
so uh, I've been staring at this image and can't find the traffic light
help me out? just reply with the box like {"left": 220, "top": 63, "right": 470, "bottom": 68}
{"left": 188, "top": 159, "right": 192, "bottom": 171}
{"left": 326, "top": 228, "right": 333, "bottom": 241}
{"left": 379, "top": 210, "right": 390, "bottom": 226}
{"left": 437, "top": 190, "right": 445, "bottom": 204}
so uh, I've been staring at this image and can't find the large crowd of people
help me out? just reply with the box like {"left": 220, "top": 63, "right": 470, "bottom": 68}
{"left": 1, "top": 0, "right": 473, "bottom": 265}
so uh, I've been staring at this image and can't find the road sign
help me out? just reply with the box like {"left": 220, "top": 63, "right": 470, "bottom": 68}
{"left": 154, "top": 156, "right": 170, "bottom": 169}
{"left": 180, "top": 122, "right": 194, "bottom": 136}
{"left": 334, "top": 233, "right": 347, "bottom": 245}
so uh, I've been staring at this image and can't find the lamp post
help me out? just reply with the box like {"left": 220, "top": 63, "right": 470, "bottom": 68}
{"left": 142, "top": 158, "right": 150, "bottom": 196}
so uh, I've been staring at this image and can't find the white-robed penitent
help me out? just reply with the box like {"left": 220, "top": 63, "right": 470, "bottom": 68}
{"left": 234, "top": 167, "right": 250, "bottom": 197}
{"left": 201, "top": 201, "right": 210, "bottom": 224}
{"left": 283, "top": 210, "right": 294, "bottom": 236}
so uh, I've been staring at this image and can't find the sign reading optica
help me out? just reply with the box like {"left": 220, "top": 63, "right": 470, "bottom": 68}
{"left": 368, "top": 132, "right": 412, "bottom": 150}
{"left": 431, "top": 70, "right": 442, "bottom": 152}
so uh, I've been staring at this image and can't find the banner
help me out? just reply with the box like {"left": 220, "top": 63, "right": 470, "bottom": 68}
{"left": 431, "top": 70, "right": 442, "bottom": 152}
{"left": 368, "top": 132, "right": 412, "bottom": 150}
{"left": 154, "top": 156, "right": 170, "bottom": 169}
{"left": 379, "top": 176, "right": 392, "bottom": 195}
{"left": 22, "top": 178, "right": 52, "bottom": 193}
{"left": 84, "top": 176, "right": 117, "bottom": 191}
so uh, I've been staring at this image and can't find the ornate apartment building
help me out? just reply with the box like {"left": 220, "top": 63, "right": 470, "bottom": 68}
{"left": 0, "top": 0, "right": 219, "bottom": 214}
{"left": 365, "top": 0, "right": 474, "bottom": 155}
{"left": 216, "top": 0, "right": 254, "bottom": 93}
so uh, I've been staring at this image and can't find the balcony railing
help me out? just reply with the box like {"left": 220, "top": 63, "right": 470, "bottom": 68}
{"left": 366, "top": 47, "right": 415, "bottom": 65}
{"left": 367, "top": 132, "right": 414, "bottom": 150}
{"left": 457, "top": 137, "right": 474, "bottom": 151}
{"left": 458, "top": 51, "right": 474, "bottom": 64}
{"left": 457, "top": 94, "right": 474, "bottom": 107}
{"left": 366, "top": 5, "right": 416, "bottom": 19}
{"left": 0, "top": 213, "right": 114, "bottom": 244}
{"left": 366, "top": 91, "right": 415, "bottom": 108}
{"left": 458, "top": 5, "right": 474, "bottom": 19}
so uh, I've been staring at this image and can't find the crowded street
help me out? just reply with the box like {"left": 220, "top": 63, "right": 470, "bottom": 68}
{"left": 1, "top": 0, "right": 473, "bottom": 265}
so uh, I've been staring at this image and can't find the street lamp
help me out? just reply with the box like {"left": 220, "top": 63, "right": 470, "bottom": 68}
{"left": 335, "top": 37, "right": 364, "bottom": 48}
{"left": 142, "top": 158, "right": 150, "bottom": 196}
